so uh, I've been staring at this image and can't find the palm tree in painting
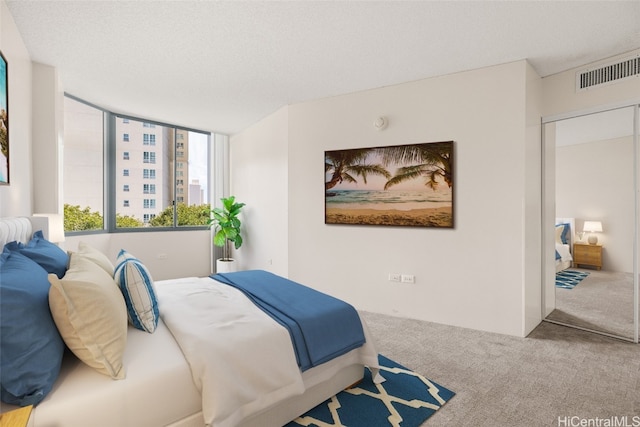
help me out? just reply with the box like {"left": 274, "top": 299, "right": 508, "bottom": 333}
{"left": 325, "top": 149, "right": 391, "bottom": 191}
{"left": 378, "top": 141, "right": 453, "bottom": 190}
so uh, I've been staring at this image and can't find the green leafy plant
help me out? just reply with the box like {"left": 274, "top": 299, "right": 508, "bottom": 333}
{"left": 208, "top": 196, "right": 245, "bottom": 261}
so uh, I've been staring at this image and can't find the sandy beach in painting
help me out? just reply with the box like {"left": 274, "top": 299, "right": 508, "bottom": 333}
{"left": 326, "top": 206, "right": 452, "bottom": 227}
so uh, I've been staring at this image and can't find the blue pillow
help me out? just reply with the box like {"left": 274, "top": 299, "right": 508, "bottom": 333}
{"left": 114, "top": 249, "right": 159, "bottom": 333}
{"left": 555, "top": 223, "right": 570, "bottom": 245}
{"left": 18, "top": 230, "right": 69, "bottom": 279}
{"left": 0, "top": 247, "right": 65, "bottom": 406}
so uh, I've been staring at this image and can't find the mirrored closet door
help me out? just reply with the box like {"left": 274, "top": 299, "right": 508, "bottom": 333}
{"left": 543, "top": 104, "right": 639, "bottom": 342}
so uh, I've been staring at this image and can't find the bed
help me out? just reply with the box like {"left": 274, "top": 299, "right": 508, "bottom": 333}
{"left": 555, "top": 217, "right": 575, "bottom": 273}
{"left": 0, "top": 216, "right": 381, "bottom": 427}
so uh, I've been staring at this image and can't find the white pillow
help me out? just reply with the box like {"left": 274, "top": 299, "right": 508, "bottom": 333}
{"left": 77, "top": 241, "right": 114, "bottom": 275}
{"left": 114, "top": 249, "right": 159, "bottom": 334}
{"left": 48, "top": 252, "right": 127, "bottom": 379}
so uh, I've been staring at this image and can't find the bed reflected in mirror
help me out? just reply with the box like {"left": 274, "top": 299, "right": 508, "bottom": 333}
{"left": 545, "top": 106, "right": 638, "bottom": 341}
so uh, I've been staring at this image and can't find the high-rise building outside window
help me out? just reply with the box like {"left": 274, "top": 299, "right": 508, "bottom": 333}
{"left": 63, "top": 96, "right": 104, "bottom": 231}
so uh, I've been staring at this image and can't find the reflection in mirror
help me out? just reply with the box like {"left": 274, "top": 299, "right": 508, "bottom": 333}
{"left": 546, "top": 106, "right": 637, "bottom": 340}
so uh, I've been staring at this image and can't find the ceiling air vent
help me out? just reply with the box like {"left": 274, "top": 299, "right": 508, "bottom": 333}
{"left": 576, "top": 55, "right": 640, "bottom": 92}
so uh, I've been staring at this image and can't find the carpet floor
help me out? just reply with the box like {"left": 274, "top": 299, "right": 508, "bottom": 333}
{"left": 547, "top": 269, "right": 637, "bottom": 339}
{"left": 360, "top": 311, "right": 640, "bottom": 426}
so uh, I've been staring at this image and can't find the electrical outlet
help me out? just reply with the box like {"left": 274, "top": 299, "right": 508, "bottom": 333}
{"left": 401, "top": 274, "right": 415, "bottom": 284}
{"left": 389, "top": 273, "right": 401, "bottom": 282}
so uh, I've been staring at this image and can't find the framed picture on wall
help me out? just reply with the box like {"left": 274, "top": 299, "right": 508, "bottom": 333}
{"left": 0, "top": 50, "right": 8, "bottom": 185}
{"left": 325, "top": 140, "right": 454, "bottom": 228}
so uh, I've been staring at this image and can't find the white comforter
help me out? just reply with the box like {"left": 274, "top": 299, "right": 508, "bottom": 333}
{"left": 155, "top": 277, "right": 305, "bottom": 427}
{"left": 556, "top": 242, "right": 573, "bottom": 263}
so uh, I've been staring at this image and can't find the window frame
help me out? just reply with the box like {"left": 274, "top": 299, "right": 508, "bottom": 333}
{"left": 64, "top": 93, "right": 213, "bottom": 235}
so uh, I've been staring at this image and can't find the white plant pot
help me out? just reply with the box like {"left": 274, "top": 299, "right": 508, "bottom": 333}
{"left": 216, "top": 258, "right": 237, "bottom": 273}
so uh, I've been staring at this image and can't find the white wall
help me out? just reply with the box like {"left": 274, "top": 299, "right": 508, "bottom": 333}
{"left": 230, "top": 106, "right": 289, "bottom": 277}
{"left": 233, "top": 60, "right": 542, "bottom": 337}
{"left": 31, "top": 62, "right": 63, "bottom": 215}
{"left": 64, "top": 230, "right": 212, "bottom": 281}
{"left": 542, "top": 49, "right": 640, "bottom": 118}
{"left": 288, "top": 61, "right": 539, "bottom": 337}
{"left": 0, "top": 0, "right": 32, "bottom": 216}
{"left": 556, "top": 136, "right": 634, "bottom": 273}
{"left": 523, "top": 62, "right": 543, "bottom": 334}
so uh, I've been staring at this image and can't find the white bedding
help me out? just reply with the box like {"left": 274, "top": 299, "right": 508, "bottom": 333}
{"left": 556, "top": 242, "right": 573, "bottom": 272}
{"left": 5, "top": 278, "right": 378, "bottom": 427}
{"left": 16, "top": 320, "right": 202, "bottom": 427}
{"left": 156, "top": 276, "right": 380, "bottom": 427}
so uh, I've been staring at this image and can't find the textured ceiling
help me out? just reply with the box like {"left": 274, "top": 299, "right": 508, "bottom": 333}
{"left": 6, "top": 0, "right": 640, "bottom": 135}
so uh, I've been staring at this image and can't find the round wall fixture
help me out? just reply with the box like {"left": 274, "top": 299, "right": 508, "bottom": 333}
{"left": 373, "top": 116, "right": 388, "bottom": 131}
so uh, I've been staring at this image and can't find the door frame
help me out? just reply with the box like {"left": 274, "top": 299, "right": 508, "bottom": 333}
{"left": 541, "top": 101, "right": 640, "bottom": 343}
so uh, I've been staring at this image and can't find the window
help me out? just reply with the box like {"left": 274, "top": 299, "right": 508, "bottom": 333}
{"left": 143, "top": 168, "right": 156, "bottom": 179}
{"left": 143, "top": 184, "right": 156, "bottom": 194}
{"left": 143, "top": 134, "right": 156, "bottom": 146}
{"left": 63, "top": 96, "right": 104, "bottom": 231}
{"left": 63, "top": 94, "right": 213, "bottom": 232}
{"left": 143, "top": 151, "right": 156, "bottom": 164}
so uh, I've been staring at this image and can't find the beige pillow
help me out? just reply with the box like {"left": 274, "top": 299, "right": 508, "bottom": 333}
{"left": 77, "top": 241, "right": 114, "bottom": 275}
{"left": 555, "top": 225, "right": 563, "bottom": 244}
{"left": 48, "top": 252, "right": 127, "bottom": 379}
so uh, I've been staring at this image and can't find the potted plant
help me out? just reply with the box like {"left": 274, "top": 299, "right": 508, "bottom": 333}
{"left": 208, "top": 196, "right": 245, "bottom": 273}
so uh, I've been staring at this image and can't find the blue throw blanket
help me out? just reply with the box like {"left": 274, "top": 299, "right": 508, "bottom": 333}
{"left": 212, "top": 270, "right": 365, "bottom": 371}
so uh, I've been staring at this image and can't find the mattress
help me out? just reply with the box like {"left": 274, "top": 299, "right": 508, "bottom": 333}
{"left": 20, "top": 320, "right": 202, "bottom": 427}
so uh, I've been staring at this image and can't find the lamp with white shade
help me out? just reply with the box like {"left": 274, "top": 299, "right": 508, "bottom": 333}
{"left": 33, "top": 213, "right": 65, "bottom": 244}
{"left": 583, "top": 220, "right": 602, "bottom": 245}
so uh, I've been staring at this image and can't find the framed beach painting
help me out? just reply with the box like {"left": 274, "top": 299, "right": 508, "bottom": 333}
{"left": 0, "top": 50, "right": 8, "bottom": 185}
{"left": 325, "top": 141, "right": 454, "bottom": 227}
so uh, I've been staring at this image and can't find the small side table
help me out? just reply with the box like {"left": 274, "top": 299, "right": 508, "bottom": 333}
{"left": 573, "top": 243, "right": 603, "bottom": 270}
{"left": 0, "top": 405, "right": 33, "bottom": 427}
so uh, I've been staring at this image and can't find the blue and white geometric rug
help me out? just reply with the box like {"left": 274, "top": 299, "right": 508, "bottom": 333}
{"left": 555, "top": 269, "right": 590, "bottom": 290}
{"left": 285, "top": 354, "right": 455, "bottom": 427}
